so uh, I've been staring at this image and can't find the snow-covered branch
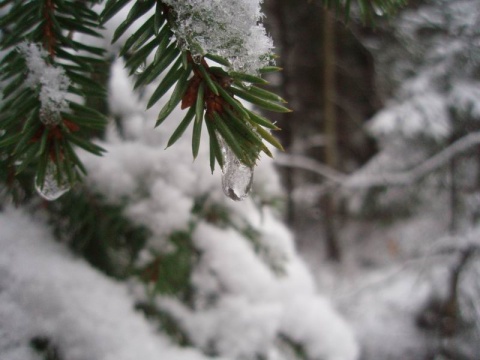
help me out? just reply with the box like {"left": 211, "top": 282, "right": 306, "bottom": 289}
{"left": 344, "top": 131, "right": 480, "bottom": 189}
{"left": 275, "top": 153, "right": 346, "bottom": 183}
{"left": 276, "top": 131, "right": 480, "bottom": 190}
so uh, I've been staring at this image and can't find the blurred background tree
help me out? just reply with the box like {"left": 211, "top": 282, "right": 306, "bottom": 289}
{"left": 263, "top": 0, "right": 381, "bottom": 261}
{"left": 263, "top": 0, "right": 480, "bottom": 358}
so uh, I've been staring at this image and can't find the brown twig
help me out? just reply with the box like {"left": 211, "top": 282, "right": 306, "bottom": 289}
{"left": 43, "top": 0, "right": 57, "bottom": 59}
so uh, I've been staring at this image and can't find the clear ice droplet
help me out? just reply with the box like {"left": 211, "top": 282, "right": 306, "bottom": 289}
{"left": 35, "top": 162, "right": 71, "bottom": 201}
{"left": 222, "top": 161, "right": 254, "bottom": 201}
{"left": 217, "top": 134, "right": 254, "bottom": 201}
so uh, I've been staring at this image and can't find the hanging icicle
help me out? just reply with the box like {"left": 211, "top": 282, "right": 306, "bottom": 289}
{"left": 35, "top": 161, "right": 71, "bottom": 201}
{"left": 217, "top": 133, "right": 254, "bottom": 201}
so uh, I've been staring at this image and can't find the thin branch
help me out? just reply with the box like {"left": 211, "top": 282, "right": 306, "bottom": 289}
{"left": 275, "top": 153, "right": 346, "bottom": 183}
{"left": 43, "top": 0, "right": 57, "bottom": 59}
{"left": 344, "top": 131, "right": 480, "bottom": 189}
{"left": 275, "top": 131, "right": 480, "bottom": 190}
{"left": 333, "top": 241, "right": 480, "bottom": 303}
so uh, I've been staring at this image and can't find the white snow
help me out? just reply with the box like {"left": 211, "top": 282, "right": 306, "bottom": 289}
{"left": 158, "top": 221, "right": 359, "bottom": 360}
{"left": 342, "top": 270, "right": 434, "bottom": 360}
{"left": 158, "top": 295, "right": 282, "bottom": 358}
{"left": 449, "top": 81, "right": 480, "bottom": 119}
{"left": 162, "top": 0, "right": 274, "bottom": 74}
{"left": 369, "top": 92, "right": 450, "bottom": 141}
{"left": 0, "top": 208, "right": 218, "bottom": 360}
{"left": 18, "top": 42, "right": 70, "bottom": 125}
{"left": 108, "top": 59, "right": 144, "bottom": 118}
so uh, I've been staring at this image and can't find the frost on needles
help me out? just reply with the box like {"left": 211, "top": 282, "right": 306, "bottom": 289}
{"left": 163, "top": 0, "right": 274, "bottom": 75}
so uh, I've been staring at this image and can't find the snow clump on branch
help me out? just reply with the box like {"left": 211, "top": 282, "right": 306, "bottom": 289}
{"left": 17, "top": 42, "right": 70, "bottom": 125}
{"left": 163, "top": 0, "right": 274, "bottom": 75}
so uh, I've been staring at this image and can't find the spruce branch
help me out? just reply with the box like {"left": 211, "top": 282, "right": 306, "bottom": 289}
{"left": 0, "top": 0, "right": 107, "bottom": 199}
{"left": 1, "top": 0, "right": 290, "bottom": 201}
{"left": 102, "top": 1, "right": 288, "bottom": 173}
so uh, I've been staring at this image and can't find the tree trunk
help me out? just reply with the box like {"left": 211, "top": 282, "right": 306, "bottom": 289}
{"left": 268, "top": 0, "right": 296, "bottom": 226}
{"left": 322, "top": 9, "right": 341, "bottom": 261}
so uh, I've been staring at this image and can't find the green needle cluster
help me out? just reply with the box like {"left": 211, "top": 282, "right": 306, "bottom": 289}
{"left": 103, "top": 0, "right": 290, "bottom": 172}
{"left": 0, "top": 0, "right": 107, "bottom": 191}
